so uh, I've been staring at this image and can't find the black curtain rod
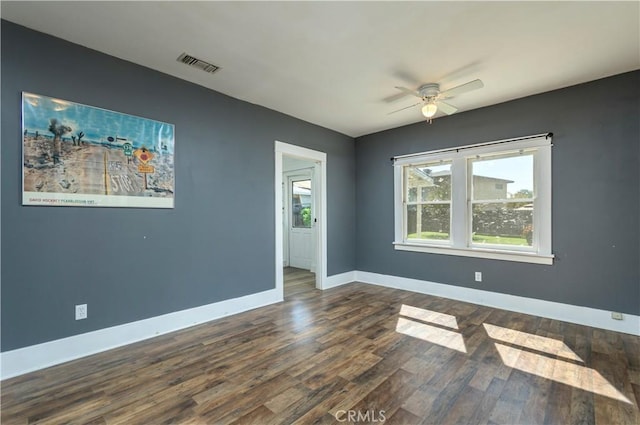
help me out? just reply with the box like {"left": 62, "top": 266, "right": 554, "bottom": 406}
{"left": 390, "top": 132, "right": 553, "bottom": 162}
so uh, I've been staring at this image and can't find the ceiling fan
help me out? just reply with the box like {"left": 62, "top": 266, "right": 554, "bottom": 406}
{"left": 390, "top": 79, "right": 484, "bottom": 123}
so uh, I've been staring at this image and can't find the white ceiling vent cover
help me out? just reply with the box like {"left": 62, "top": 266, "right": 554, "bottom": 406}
{"left": 177, "top": 53, "right": 220, "bottom": 74}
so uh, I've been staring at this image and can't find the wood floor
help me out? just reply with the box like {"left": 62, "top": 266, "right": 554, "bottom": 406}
{"left": 284, "top": 267, "right": 316, "bottom": 298}
{"left": 2, "top": 269, "right": 639, "bottom": 424}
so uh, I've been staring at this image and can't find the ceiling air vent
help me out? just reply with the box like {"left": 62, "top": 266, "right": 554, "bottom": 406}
{"left": 177, "top": 53, "right": 220, "bottom": 74}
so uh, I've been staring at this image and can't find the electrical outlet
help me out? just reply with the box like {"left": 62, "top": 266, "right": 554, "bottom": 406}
{"left": 611, "top": 312, "right": 623, "bottom": 321}
{"left": 475, "top": 272, "right": 482, "bottom": 282}
{"left": 75, "top": 304, "right": 87, "bottom": 320}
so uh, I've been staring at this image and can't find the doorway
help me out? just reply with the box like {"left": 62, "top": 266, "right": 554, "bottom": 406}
{"left": 275, "top": 141, "right": 327, "bottom": 300}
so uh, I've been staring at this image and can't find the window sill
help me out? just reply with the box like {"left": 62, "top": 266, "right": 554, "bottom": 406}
{"left": 393, "top": 242, "right": 554, "bottom": 265}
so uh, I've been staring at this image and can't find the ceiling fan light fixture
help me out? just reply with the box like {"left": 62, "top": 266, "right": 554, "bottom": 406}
{"left": 391, "top": 78, "right": 483, "bottom": 120}
{"left": 421, "top": 102, "right": 438, "bottom": 118}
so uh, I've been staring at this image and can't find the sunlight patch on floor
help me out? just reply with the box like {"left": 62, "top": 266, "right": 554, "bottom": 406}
{"left": 395, "top": 307, "right": 634, "bottom": 405}
{"left": 399, "top": 304, "right": 459, "bottom": 330}
{"left": 395, "top": 306, "right": 467, "bottom": 353}
{"left": 480, "top": 322, "right": 635, "bottom": 406}
{"left": 494, "top": 342, "right": 632, "bottom": 404}
{"left": 483, "top": 323, "right": 583, "bottom": 362}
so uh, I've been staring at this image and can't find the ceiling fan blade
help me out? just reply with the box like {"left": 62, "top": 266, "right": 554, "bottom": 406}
{"left": 395, "top": 86, "right": 422, "bottom": 98}
{"left": 383, "top": 92, "right": 410, "bottom": 103}
{"left": 437, "top": 101, "right": 458, "bottom": 115}
{"left": 388, "top": 101, "right": 421, "bottom": 115}
{"left": 440, "top": 79, "right": 484, "bottom": 98}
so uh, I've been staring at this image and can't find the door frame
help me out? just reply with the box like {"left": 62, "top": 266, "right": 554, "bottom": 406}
{"left": 275, "top": 141, "right": 327, "bottom": 296}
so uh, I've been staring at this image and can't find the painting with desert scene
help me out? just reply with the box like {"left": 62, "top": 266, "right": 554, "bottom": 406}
{"left": 22, "top": 92, "right": 175, "bottom": 208}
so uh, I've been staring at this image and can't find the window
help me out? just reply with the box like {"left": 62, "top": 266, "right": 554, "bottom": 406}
{"left": 405, "top": 161, "right": 451, "bottom": 242}
{"left": 394, "top": 134, "right": 553, "bottom": 264}
{"left": 292, "top": 179, "right": 312, "bottom": 228}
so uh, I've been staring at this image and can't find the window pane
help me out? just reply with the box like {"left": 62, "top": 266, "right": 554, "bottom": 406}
{"left": 408, "top": 187, "right": 417, "bottom": 203}
{"left": 472, "top": 202, "right": 533, "bottom": 247}
{"left": 471, "top": 153, "right": 534, "bottom": 201}
{"left": 406, "top": 163, "right": 451, "bottom": 202}
{"left": 292, "top": 179, "right": 311, "bottom": 228}
{"left": 407, "top": 204, "right": 451, "bottom": 241}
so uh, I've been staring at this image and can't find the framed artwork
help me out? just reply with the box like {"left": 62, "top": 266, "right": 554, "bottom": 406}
{"left": 22, "top": 92, "right": 175, "bottom": 208}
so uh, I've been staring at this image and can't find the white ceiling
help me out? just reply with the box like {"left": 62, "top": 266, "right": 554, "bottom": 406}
{"left": 2, "top": 1, "right": 639, "bottom": 137}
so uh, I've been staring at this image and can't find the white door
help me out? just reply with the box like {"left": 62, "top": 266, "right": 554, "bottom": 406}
{"left": 288, "top": 173, "right": 314, "bottom": 270}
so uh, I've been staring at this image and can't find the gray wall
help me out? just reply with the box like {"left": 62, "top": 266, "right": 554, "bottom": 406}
{"left": 356, "top": 71, "right": 639, "bottom": 315}
{"left": 1, "top": 21, "right": 355, "bottom": 351}
{"left": 2, "top": 20, "right": 638, "bottom": 354}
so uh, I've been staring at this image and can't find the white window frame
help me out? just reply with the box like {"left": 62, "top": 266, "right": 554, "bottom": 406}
{"left": 393, "top": 134, "right": 553, "bottom": 265}
{"left": 404, "top": 159, "right": 453, "bottom": 245}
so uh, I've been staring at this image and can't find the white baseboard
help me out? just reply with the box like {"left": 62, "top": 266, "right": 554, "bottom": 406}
{"left": 4, "top": 271, "right": 638, "bottom": 380}
{"left": 324, "top": 271, "right": 356, "bottom": 289}
{"left": 1, "top": 289, "right": 282, "bottom": 380}
{"left": 355, "top": 271, "right": 640, "bottom": 336}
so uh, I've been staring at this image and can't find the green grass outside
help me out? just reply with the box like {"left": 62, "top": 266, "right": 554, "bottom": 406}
{"left": 407, "top": 231, "right": 450, "bottom": 240}
{"left": 408, "top": 231, "right": 529, "bottom": 246}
